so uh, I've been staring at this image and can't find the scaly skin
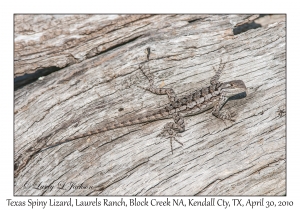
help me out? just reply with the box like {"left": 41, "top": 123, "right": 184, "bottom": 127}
{"left": 14, "top": 48, "right": 247, "bottom": 177}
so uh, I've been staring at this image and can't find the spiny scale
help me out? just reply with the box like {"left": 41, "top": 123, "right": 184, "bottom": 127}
{"left": 14, "top": 47, "right": 247, "bottom": 179}
{"left": 44, "top": 82, "right": 223, "bottom": 150}
{"left": 43, "top": 108, "right": 171, "bottom": 149}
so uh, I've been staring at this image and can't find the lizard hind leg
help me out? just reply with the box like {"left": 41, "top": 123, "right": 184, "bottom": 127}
{"left": 158, "top": 112, "right": 185, "bottom": 154}
{"left": 138, "top": 60, "right": 178, "bottom": 102}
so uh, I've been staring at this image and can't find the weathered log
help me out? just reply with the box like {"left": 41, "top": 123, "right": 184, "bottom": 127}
{"left": 14, "top": 14, "right": 286, "bottom": 195}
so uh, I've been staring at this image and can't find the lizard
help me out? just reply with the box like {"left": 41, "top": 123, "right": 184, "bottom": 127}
{"left": 14, "top": 47, "right": 247, "bottom": 177}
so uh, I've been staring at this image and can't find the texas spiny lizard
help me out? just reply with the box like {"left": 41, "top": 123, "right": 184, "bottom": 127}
{"left": 14, "top": 47, "right": 247, "bottom": 177}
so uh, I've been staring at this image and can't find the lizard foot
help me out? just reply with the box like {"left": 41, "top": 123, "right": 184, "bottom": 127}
{"left": 157, "top": 125, "right": 183, "bottom": 154}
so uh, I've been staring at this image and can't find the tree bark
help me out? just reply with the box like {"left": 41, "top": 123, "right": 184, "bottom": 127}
{"left": 14, "top": 14, "right": 286, "bottom": 195}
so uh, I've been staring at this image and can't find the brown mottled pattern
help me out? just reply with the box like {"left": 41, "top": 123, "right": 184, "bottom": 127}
{"left": 14, "top": 48, "right": 247, "bottom": 178}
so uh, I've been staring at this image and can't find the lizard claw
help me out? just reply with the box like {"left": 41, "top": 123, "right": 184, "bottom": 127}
{"left": 169, "top": 136, "right": 183, "bottom": 154}
{"left": 157, "top": 128, "right": 183, "bottom": 154}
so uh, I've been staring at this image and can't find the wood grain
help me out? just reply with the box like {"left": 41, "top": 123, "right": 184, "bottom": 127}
{"left": 14, "top": 14, "right": 286, "bottom": 195}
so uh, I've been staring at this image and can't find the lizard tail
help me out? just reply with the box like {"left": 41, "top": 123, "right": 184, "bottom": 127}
{"left": 41, "top": 108, "right": 169, "bottom": 151}
{"left": 15, "top": 108, "right": 169, "bottom": 177}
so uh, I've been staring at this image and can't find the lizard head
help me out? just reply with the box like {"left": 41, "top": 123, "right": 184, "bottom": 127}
{"left": 221, "top": 80, "right": 247, "bottom": 98}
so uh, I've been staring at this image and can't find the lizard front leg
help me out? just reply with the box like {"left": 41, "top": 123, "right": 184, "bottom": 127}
{"left": 209, "top": 60, "right": 236, "bottom": 121}
{"left": 212, "top": 95, "right": 235, "bottom": 121}
{"left": 210, "top": 59, "right": 226, "bottom": 85}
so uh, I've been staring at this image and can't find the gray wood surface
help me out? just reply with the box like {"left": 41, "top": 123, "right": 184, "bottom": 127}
{"left": 14, "top": 14, "right": 286, "bottom": 195}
